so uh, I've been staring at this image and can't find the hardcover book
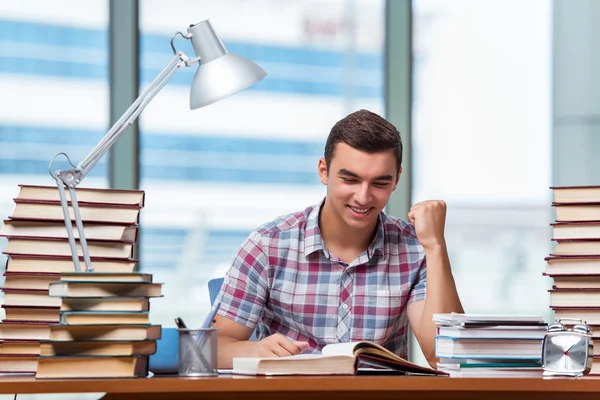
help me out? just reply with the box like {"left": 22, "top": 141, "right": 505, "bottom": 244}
{"left": 10, "top": 199, "right": 141, "bottom": 225}
{"left": 40, "top": 340, "right": 156, "bottom": 357}
{"left": 233, "top": 341, "right": 446, "bottom": 376}
{"left": 0, "top": 220, "right": 137, "bottom": 242}
{"left": 4, "top": 255, "right": 137, "bottom": 274}
{"left": 48, "top": 282, "right": 162, "bottom": 298}
{"left": 15, "top": 185, "right": 145, "bottom": 207}
{"left": 36, "top": 355, "right": 147, "bottom": 378}
{"left": 551, "top": 186, "right": 600, "bottom": 204}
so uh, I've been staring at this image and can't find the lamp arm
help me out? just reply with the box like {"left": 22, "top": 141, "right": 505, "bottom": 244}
{"left": 78, "top": 52, "right": 188, "bottom": 182}
{"left": 49, "top": 51, "right": 195, "bottom": 272}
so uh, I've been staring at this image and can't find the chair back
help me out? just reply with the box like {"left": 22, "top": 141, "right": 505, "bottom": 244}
{"left": 208, "top": 277, "right": 224, "bottom": 305}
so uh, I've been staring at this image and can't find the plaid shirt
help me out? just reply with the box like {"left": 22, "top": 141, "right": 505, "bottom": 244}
{"left": 215, "top": 200, "right": 427, "bottom": 358}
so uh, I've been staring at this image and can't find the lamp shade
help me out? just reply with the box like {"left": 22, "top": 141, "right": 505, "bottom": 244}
{"left": 187, "top": 20, "right": 267, "bottom": 109}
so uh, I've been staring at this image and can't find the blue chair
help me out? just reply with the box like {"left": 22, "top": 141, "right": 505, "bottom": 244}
{"left": 208, "top": 277, "right": 257, "bottom": 341}
{"left": 208, "top": 277, "right": 225, "bottom": 306}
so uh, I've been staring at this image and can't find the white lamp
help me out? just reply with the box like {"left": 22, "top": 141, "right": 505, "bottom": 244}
{"left": 48, "top": 19, "right": 267, "bottom": 273}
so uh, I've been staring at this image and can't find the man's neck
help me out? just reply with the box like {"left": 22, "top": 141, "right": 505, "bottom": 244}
{"left": 318, "top": 200, "right": 377, "bottom": 260}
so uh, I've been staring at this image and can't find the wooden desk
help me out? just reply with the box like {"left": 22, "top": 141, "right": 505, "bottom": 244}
{"left": 0, "top": 375, "right": 598, "bottom": 400}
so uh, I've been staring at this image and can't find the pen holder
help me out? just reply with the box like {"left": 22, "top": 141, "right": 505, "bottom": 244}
{"left": 178, "top": 327, "right": 218, "bottom": 376}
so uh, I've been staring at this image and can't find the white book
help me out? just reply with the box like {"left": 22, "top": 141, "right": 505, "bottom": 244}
{"left": 435, "top": 336, "right": 543, "bottom": 359}
{"left": 436, "top": 325, "right": 547, "bottom": 339}
{"left": 232, "top": 341, "right": 445, "bottom": 376}
{"left": 433, "top": 313, "right": 545, "bottom": 326}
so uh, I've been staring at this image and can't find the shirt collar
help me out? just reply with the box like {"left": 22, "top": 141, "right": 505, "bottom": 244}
{"left": 368, "top": 212, "right": 386, "bottom": 260}
{"left": 304, "top": 198, "right": 387, "bottom": 261}
{"left": 303, "top": 199, "right": 326, "bottom": 257}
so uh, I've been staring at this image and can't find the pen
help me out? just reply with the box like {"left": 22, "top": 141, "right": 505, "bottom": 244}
{"left": 174, "top": 317, "right": 188, "bottom": 329}
{"left": 195, "top": 301, "right": 220, "bottom": 346}
{"left": 201, "top": 301, "right": 221, "bottom": 329}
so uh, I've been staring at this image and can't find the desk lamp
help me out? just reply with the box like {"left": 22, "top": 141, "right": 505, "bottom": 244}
{"left": 47, "top": 20, "right": 267, "bottom": 272}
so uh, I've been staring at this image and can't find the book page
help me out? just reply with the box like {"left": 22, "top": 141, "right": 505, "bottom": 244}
{"left": 321, "top": 342, "right": 360, "bottom": 357}
{"left": 322, "top": 341, "right": 410, "bottom": 363}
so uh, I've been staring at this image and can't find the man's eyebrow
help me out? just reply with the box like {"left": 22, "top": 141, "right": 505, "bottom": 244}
{"left": 338, "top": 168, "right": 394, "bottom": 181}
{"left": 338, "top": 168, "right": 360, "bottom": 178}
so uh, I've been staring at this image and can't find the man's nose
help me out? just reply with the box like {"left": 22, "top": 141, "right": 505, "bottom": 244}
{"left": 355, "top": 183, "right": 371, "bottom": 205}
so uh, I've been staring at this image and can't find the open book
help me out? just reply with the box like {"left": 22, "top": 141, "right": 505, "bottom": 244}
{"left": 232, "top": 341, "right": 447, "bottom": 376}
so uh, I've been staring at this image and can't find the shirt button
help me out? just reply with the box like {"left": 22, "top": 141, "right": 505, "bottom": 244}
{"left": 342, "top": 304, "right": 349, "bottom": 310}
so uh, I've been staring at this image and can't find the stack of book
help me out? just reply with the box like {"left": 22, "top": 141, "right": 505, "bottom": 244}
{"left": 35, "top": 273, "right": 162, "bottom": 378}
{"left": 433, "top": 313, "right": 546, "bottom": 377}
{"left": 0, "top": 185, "right": 145, "bottom": 375}
{"left": 545, "top": 185, "right": 600, "bottom": 374}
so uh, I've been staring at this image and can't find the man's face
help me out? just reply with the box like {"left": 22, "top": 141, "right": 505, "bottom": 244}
{"left": 318, "top": 142, "right": 400, "bottom": 230}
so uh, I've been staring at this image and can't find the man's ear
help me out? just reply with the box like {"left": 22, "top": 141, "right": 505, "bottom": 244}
{"left": 393, "top": 166, "right": 402, "bottom": 191}
{"left": 318, "top": 158, "right": 328, "bottom": 185}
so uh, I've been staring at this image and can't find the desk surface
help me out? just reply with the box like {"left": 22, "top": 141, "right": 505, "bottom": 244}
{"left": 0, "top": 375, "right": 599, "bottom": 400}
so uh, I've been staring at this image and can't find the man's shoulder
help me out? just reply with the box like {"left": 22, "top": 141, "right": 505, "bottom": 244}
{"left": 254, "top": 204, "right": 316, "bottom": 238}
{"left": 381, "top": 213, "right": 420, "bottom": 246}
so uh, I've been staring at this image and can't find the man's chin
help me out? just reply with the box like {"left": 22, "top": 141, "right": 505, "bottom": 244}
{"left": 344, "top": 214, "right": 377, "bottom": 229}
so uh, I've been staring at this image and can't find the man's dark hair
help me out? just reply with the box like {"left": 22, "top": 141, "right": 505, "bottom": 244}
{"left": 324, "top": 109, "right": 403, "bottom": 173}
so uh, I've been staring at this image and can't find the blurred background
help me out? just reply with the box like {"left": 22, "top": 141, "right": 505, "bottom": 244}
{"left": 0, "top": 0, "right": 597, "bottom": 373}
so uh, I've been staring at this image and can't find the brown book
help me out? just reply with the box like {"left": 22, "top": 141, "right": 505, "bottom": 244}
{"left": 551, "top": 307, "right": 600, "bottom": 326}
{"left": 553, "top": 202, "right": 600, "bottom": 222}
{"left": 2, "top": 288, "right": 60, "bottom": 307}
{"left": 552, "top": 186, "right": 600, "bottom": 204}
{"left": 60, "top": 311, "right": 149, "bottom": 326}
{"left": 5, "top": 255, "right": 137, "bottom": 273}
{"left": 3, "top": 272, "right": 60, "bottom": 290}
{"left": 0, "top": 340, "right": 41, "bottom": 355}
{"left": 2, "top": 305, "right": 60, "bottom": 322}
{"left": 40, "top": 340, "right": 156, "bottom": 356}
{"left": 36, "top": 355, "right": 147, "bottom": 378}
{"left": 15, "top": 185, "right": 145, "bottom": 206}
{"left": 549, "top": 288, "right": 600, "bottom": 307}
{"left": 545, "top": 255, "right": 600, "bottom": 275}
{"left": 3, "top": 237, "right": 134, "bottom": 259}
{"left": 552, "top": 222, "right": 600, "bottom": 240}
{"left": 0, "top": 354, "right": 38, "bottom": 373}
{"left": 60, "top": 297, "right": 150, "bottom": 312}
{"left": 588, "top": 355, "right": 600, "bottom": 375}
{"left": 60, "top": 272, "right": 152, "bottom": 283}
{"left": 589, "top": 356, "right": 600, "bottom": 375}
{"left": 10, "top": 199, "right": 141, "bottom": 225}
{"left": 552, "top": 239, "right": 600, "bottom": 256}
{"left": 0, "top": 220, "right": 138, "bottom": 242}
{"left": 49, "top": 282, "right": 162, "bottom": 298}
{"left": 49, "top": 324, "right": 161, "bottom": 341}
{"left": 0, "top": 322, "right": 50, "bottom": 340}
{"left": 548, "top": 275, "right": 600, "bottom": 289}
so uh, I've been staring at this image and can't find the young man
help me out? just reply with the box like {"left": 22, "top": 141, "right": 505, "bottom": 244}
{"left": 213, "top": 109, "right": 464, "bottom": 369}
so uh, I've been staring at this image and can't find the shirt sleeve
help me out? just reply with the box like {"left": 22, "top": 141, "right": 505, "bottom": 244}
{"left": 407, "top": 256, "right": 427, "bottom": 304}
{"left": 214, "top": 230, "right": 269, "bottom": 328}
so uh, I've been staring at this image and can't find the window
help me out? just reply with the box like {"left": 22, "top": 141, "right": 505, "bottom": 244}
{"left": 0, "top": 0, "right": 109, "bottom": 282}
{"left": 139, "top": 0, "right": 385, "bottom": 325}
{"left": 412, "top": 0, "right": 552, "bottom": 316}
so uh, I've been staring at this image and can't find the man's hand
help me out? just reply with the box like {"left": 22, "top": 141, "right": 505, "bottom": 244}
{"left": 250, "top": 333, "right": 310, "bottom": 357}
{"left": 406, "top": 199, "right": 464, "bottom": 368}
{"left": 407, "top": 200, "right": 447, "bottom": 250}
